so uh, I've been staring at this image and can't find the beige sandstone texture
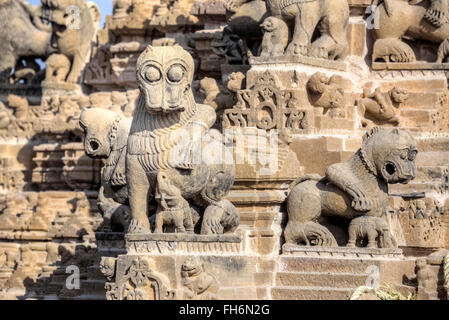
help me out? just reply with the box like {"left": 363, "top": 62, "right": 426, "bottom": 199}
{"left": 0, "top": 0, "right": 448, "bottom": 300}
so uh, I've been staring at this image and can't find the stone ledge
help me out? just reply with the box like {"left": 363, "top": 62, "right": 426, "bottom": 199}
{"left": 250, "top": 55, "right": 347, "bottom": 72}
{"left": 282, "top": 243, "right": 403, "bottom": 259}
{"left": 126, "top": 233, "right": 242, "bottom": 254}
{"left": 372, "top": 62, "right": 449, "bottom": 71}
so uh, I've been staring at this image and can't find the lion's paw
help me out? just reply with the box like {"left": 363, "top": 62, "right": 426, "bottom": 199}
{"left": 351, "top": 194, "right": 372, "bottom": 212}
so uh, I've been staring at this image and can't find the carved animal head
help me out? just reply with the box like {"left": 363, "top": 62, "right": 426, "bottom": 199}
{"left": 389, "top": 87, "right": 409, "bottom": 104}
{"left": 79, "top": 108, "right": 130, "bottom": 159}
{"left": 137, "top": 45, "right": 195, "bottom": 114}
{"left": 260, "top": 17, "right": 276, "bottom": 32}
{"left": 41, "top": 0, "right": 86, "bottom": 26}
{"left": 227, "top": 72, "right": 245, "bottom": 93}
{"left": 307, "top": 72, "right": 329, "bottom": 94}
{"left": 181, "top": 256, "right": 203, "bottom": 278}
{"left": 360, "top": 127, "right": 418, "bottom": 184}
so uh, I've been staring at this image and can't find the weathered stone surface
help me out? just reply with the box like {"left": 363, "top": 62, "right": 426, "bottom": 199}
{"left": 0, "top": 0, "right": 448, "bottom": 301}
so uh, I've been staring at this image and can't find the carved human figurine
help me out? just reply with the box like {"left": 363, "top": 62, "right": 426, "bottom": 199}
{"left": 372, "top": 0, "right": 449, "bottom": 63}
{"left": 126, "top": 45, "right": 239, "bottom": 234}
{"left": 410, "top": 199, "right": 428, "bottom": 219}
{"left": 259, "top": 17, "right": 289, "bottom": 57}
{"left": 80, "top": 108, "right": 132, "bottom": 232}
{"left": 285, "top": 127, "right": 418, "bottom": 246}
{"left": 357, "top": 87, "right": 408, "bottom": 128}
{"left": 414, "top": 258, "right": 438, "bottom": 300}
{"left": 347, "top": 216, "right": 397, "bottom": 248}
{"left": 181, "top": 257, "right": 219, "bottom": 300}
{"left": 41, "top": 0, "right": 100, "bottom": 83}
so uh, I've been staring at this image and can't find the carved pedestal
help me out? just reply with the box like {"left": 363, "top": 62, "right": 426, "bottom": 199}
{"left": 103, "top": 233, "right": 267, "bottom": 300}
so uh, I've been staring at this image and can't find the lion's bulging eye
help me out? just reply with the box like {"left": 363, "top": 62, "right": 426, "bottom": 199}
{"left": 400, "top": 150, "right": 408, "bottom": 160}
{"left": 167, "top": 64, "right": 184, "bottom": 82}
{"left": 408, "top": 150, "right": 417, "bottom": 161}
{"left": 143, "top": 66, "right": 161, "bottom": 83}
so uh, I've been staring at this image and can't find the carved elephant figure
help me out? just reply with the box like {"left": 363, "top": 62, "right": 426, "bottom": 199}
{"left": 347, "top": 216, "right": 397, "bottom": 248}
{"left": 0, "top": 0, "right": 54, "bottom": 83}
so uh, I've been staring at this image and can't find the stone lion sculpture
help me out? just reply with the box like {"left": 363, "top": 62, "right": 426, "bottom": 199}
{"left": 285, "top": 127, "right": 418, "bottom": 246}
{"left": 41, "top": 0, "right": 100, "bottom": 83}
{"left": 0, "top": 0, "right": 54, "bottom": 83}
{"left": 347, "top": 216, "right": 397, "bottom": 248}
{"left": 126, "top": 45, "right": 239, "bottom": 235}
{"left": 373, "top": 0, "right": 449, "bottom": 63}
{"left": 181, "top": 257, "right": 219, "bottom": 300}
{"left": 225, "top": 0, "right": 349, "bottom": 60}
{"left": 259, "top": 16, "right": 289, "bottom": 57}
{"left": 79, "top": 108, "right": 132, "bottom": 231}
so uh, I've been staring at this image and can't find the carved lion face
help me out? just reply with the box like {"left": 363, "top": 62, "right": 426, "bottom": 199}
{"left": 390, "top": 87, "right": 409, "bottom": 104}
{"left": 137, "top": 45, "right": 194, "bottom": 114}
{"left": 181, "top": 256, "right": 203, "bottom": 277}
{"left": 367, "top": 128, "right": 418, "bottom": 184}
{"left": 79, "top": 108, "right": 116, "bottom": 159}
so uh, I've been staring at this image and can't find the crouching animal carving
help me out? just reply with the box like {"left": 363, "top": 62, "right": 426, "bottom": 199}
{"left": 285, "top": 127, "right": 418, "bottom": 246}
{"left": 357, "top": 86, "right": 409, "bottom": 128}
{"left": 347, "top": 216, "right": 397, "bottom": 248}
{"left": 373, "top": 0, "right": 449, "bottom": 63}
{"left": 41, "top": 0, "right": 100, "bottom": 83}
{"left": 79, "top": 108, "right": 132, "bottom": 232}
{"left": 181, "top": 257, "right": 219, "bottom": 300}
{"left": 127, "top": 45, "right": 239, "bottom": 235}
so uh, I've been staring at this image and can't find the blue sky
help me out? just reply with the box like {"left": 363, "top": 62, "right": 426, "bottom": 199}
{"left": 28, "top": 0, "right": 113, "bottom": 28}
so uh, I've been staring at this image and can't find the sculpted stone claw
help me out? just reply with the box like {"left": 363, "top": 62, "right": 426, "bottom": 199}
{"left": 373, "top": 0, "right": 449, "bottom": 63}
{"left": 347, "top": 187, "right": 372, "bottom": 212}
